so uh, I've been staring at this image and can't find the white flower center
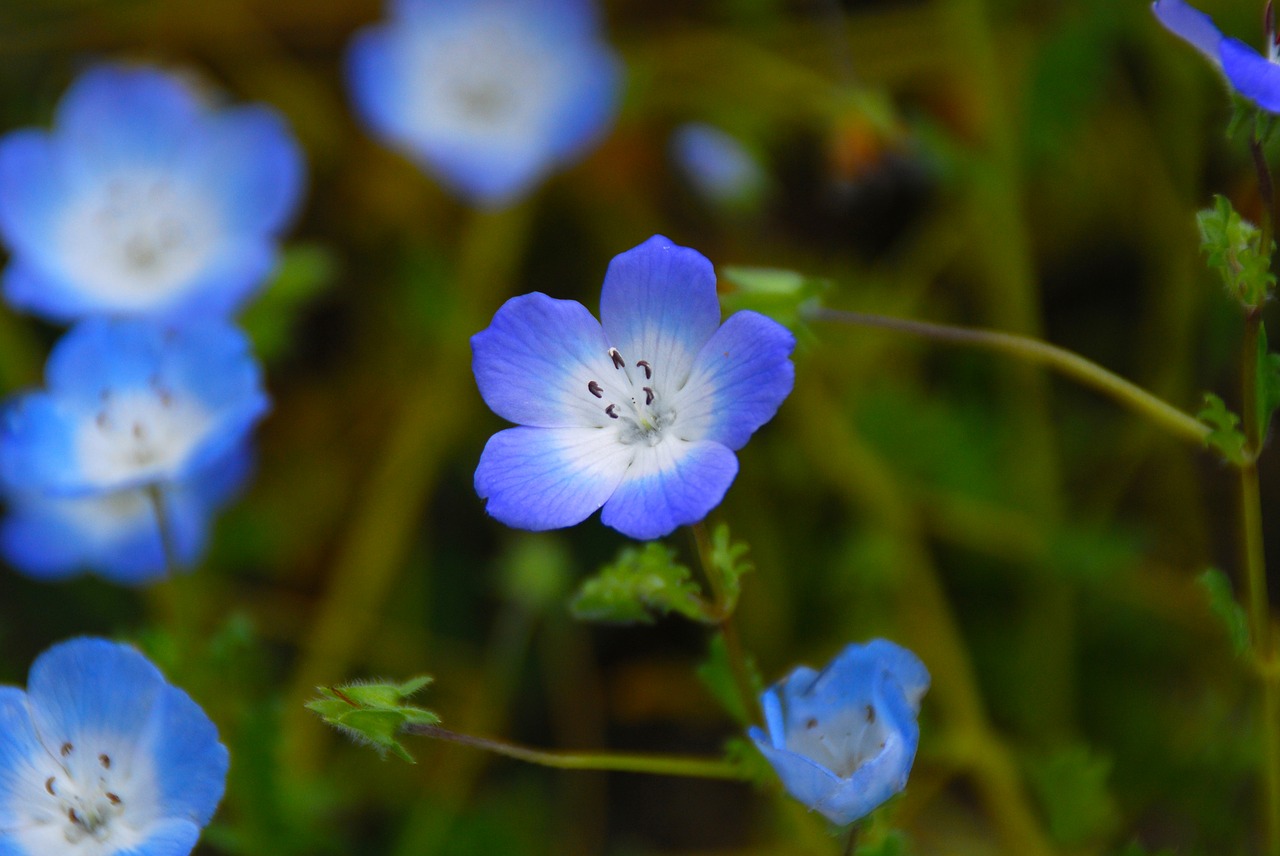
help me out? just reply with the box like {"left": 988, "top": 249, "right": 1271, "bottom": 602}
{"left": 75, "top": 385, "right": 213, "bottom": 489}
{"left": 785, "top": 703, "right": 888, "bottom": 779}
{"left": 587, "top": 348, "right": 677, "bottom": 447}
{"left": 58, "top": 172, "right": 218, "bottom": 307}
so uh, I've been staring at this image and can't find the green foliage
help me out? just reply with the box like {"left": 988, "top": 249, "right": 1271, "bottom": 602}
{"left": 1196, "top": 195, "right": 1274, "bottom": 309}
{"left": 306, "top": 677, "right": 439, "bottom": 763}
{"left": 242, "top": 243, "right": 337, "bottom": 361}
{"left": 569, "top": 543, "right": 712, "bottom": 624}
{"left": 854, "top": 830, "right": 909, "bottom": 856}
{"left": 720, "top": 266, "right": 828, "bottom": 333}
{"left": 1197, "top": 393, "right": 1248, "bottom": 465}
{"left": 722, "top": 736, "right": 777, "bottom": 786}
{"left": 1026, "top": 744, "right": 1119, "bottom": 847}
{"left": 1198, "top": 568, "right": 1250, "bottom": 656}
{"left": 707, "top": 523, "right": 753, "bottom": 615}
{"left": 1256, "top": 324, "right": 1280, "bottom": 442}
{"left": 696, "top": 632, "right": 764, "bottom": 725}
{"left": 1113, "top": 843, "right": 1177, "bottom": 856}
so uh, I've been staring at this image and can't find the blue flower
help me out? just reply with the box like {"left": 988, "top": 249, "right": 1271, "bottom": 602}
{"left": 670, "top": 123, "right": 766, "bottom": 207}
{"left": 0, "top": 318, "right": 268, "bottom": 498}
{"left": 749, "top": 639, "right": 930, "bottom": 826}
{"left": 0, "top": 64, "right": 305, "bottom": 323}
{"left": 0, "top": 440, "right": 252, "bottom": 585}
{"left": 472, "top": 235, "right": 796, "bottom": 541}
{"left": 346, "top": 0, "right": 621, "bottom": 206}
{"left": 0, "top": 637, "right": 227, "bottom": 854}
{"left": 1153, "top": 0, "right": 1280, "bottom": 113}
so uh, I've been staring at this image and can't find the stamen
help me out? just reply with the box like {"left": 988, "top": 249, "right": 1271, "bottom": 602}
{"left": 61, "top": 743, "right": 73, "bottom": 757}
{"left": 643, "top": 387, "right": 655, "bottom": 406}
{"left": 587, "top": 380, "right": 603, "bottom": 399}
{"left": 106, "top": 793, "right": 121, "bottom": 805}
{"left": 865, "top": 705, "right": 876, "bottom": 723}
{"left": 608, "top": 348, "right": 625, "bottom": 369}
{"left": 636, "top": 360, "right": 652, "bottom": 379}
{"left": 605, "top": 404, "right": 619, "bottom": 419}
{"left": 132, "top": 423, "right": 145, "bottom": 440}
{"left": 99, "top": 754, "right": 111, "bottom": 769}
{"left": 45, "top": 777, "right": 56, "bottom": 796}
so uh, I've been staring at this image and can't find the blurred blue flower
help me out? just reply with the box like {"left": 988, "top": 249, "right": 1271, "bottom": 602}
{"left": 0, "top": 637, "right": 227, "bottom": 854}
{"left": 0, "top": 440, "right": 252, "bottom": 585}
{"left": 0, "top": 318, "right": 268, "bottom": 498}
{"left": 670, "top": 123, "right": 765, "bottom": 207}
{"left": 1153, "top": 0, "right": 1280, "bottom": 113}
{"left": 472, "top": 235, "right": 795, "bottom": 541}
{"left": 346, "top": 0, "right": 621, "bottom": 206}
{"left": 749, "top": 639, "right": 930, "bottom": 826}
{"left": 0, "top": 64, "right": 305, "bottom": 323}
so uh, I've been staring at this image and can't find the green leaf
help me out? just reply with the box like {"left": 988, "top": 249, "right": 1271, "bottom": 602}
{"left": 1196, "top": 195, "right": 1274, "bottom": 309}
{"left": 1197, "top": 393, "right": 1247, "bottom": 465}
{"left": 1025, "top": 744, "right": 1119, "bottom": 847}
{"left": 696, "top": 633, "right": 763, "bottom": 725}
{"left": 1113, "top": 843, "right": 1176, "bottom": 856}
{"left": 854, "top": 831, "right": 908, "bottom": 856}
{"left": 719, "top": 266, "right": 828, "bottom": 331}
{"left": 242, "top": 243, "right": 338, "bottom": 361}
{"left": 1198, "top": 568, "right": 1250, "bottom": 656}
{"left": 722, "top": 736, "right": 776, "bottom": 786}
{"left": 305, "top": 676, "right": 439, "bottom": 763}
{"left": 708, "top": 524, "right": 754, "bottom": 616}
{"left": 569, "top": 543, "right": 711, "bottom": 624}
{"left": 1257, "top": 324, "right": 1280, "bottom": 442}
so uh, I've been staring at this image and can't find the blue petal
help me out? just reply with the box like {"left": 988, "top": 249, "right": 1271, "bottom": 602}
{"left": 675, "top": 310, "right": 795, "bottom": 450}
{"left": 599, "top": 236, "right": 722, "bottom": 384}
{"left": 472, "top": 292, "right": 613, "bottom": 428}
{"left": 475, "top": 425, "right": 631, "bottom": 531}
{"left": 0, "top": 394, "right": 81, "bottom": 496}
{"left": 542, "top": 43, "right": 620, "bottom": 166}
{"left": 190, "top": 105, "right": 305, "bottom": 235}
{"left": 749, "top": 723, "right": 843, "bottom": 819}
{"left": 1223, "top": 37, "right": 1280, "bottom": 113}
{"left": 0, "top": 131, "right": 72, "bottom": 269}
{"left": 671, "top": 123, "right": 765, "bottom": 205}
{"left": 0, "top": 687, "right": 47, "bottom": 832}
{"left": 599, "top": 439, "right": 738, "bottom": 540}
{"left": 1151, "top": 0, "right": 1224, "bottom": 67}
{"left": 136, "top": 684, "right": 228, "bottom": 827}
{"left": 111, "top": 819, "right": 202, "bottom": 855}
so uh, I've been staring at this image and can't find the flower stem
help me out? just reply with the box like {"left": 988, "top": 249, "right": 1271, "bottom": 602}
{"left": 691, "top": 521, "right": 760, "bottom": 723}
{"left": 807, "top": 307, "right": 1209, "bottom": 447}
{"left": 403, "top": 724, "right": 751, "bottom": 781}
{"left": 146, "top": 484, "right": 182, "bottom": 577}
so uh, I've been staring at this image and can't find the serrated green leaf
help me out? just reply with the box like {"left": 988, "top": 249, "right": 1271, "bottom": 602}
{"left": 720, "top": 265, "right": 829, "bottom": 331}
{"left": 1197, "top": 393, "right": 1248, "bottom": 465}
{"left": 1198, "top": 568, "right": 1250, "bottom": 656}
{"left": 696, "top": 633, "right": 764, "bottom": 725}
{"left": 708, "top": 524, "right": 754, "bottom": 615}
{"left": 1257, "top": 324, "right": 1280, "bottom": 442}
{"left": 1196, "top": 195, "right": 1275, "bottom": 308}
{"left": 569, "top": 543, "right": 711, "bottom": 624}
{"left": 306, "top": 676, "right": 439, "bottom": 763}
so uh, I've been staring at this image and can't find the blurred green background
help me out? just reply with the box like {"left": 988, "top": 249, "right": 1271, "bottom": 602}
{"left": 0, "top": 0, "right": 1273, "bottom": 853}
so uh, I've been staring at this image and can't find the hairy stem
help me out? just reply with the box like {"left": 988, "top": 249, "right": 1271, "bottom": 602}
{"left": 692, "top": 521, "right": 760, "bottom": 723}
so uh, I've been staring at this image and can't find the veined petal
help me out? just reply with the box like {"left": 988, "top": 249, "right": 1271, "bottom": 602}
{"left": 674, "top": 310, "right": 795, "bottom": 450}
{"left": 0, "top": 688, "right": 49, "bottom": 832}
{"left": 1151, "top": 0, "right": 1224, "bottom": 67}
{"left": 599, "top": 236, "right": 721, "bottom": 385}
{"left": 749, "top": 725, "right": 842, "bottom": 816}
{"left": 135, "top": 685, "right": 228, "bottom": 827}
{"left": 472, "top": 293, "right": 614, "bottom": 428}
{"left": 111, "top": 818, "right": 202, "bottom": 856}
{"left": 1223, "top": 37, "right": 1280, "bottom": 112}
{"left": 599, "top": 439, "right": 737, "bottom": 540}
{"left": 475, "top": 425, "right": 631, "bottom": 530}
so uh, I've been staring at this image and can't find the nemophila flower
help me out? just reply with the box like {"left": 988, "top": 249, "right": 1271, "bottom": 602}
{"left": 345, "top": 0, "right": 621, "bottom": 206}
{"left": 472, "top": 235, "right": 796, "bottom": 541}
{"left": 0, "top": 318, "right": 268, "bottom": 499}
{"left": 670, "top": 123, "right": 766, "bottom": 207}
{"left": 0, "top": 440, "right": 252, "bottom": 585}
{"left": 749, "top": 639, "right": 930, "bottom": 826}
{"left": 0, "top": 64, "right": 304, "bottom": 323}
{"left": 1153, "top": 0, "right": 1280, "bottom": 113}
{"left": 0, "top": 637, "right": 227, "bottom": 854}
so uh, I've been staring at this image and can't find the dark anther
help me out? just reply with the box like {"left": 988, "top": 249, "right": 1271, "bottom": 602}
{"left": 587, "top": 381, "right": 603, "bottom": 399}
{"left": 865, "top": 705, "right": 876, "bottom": 723}
{"left": 605, "top": 404, "right": 619, "bottom": 419}
{"left": 61, "top": 742, "right": 73, "bottom": 757}
{"left": 643, "top": 387, "right": 655, "bottom": 406}
{"left": 68, "top": 808, "right": 81, "bottom": 825}
{"left": 96, "top": 412, "right": 109, "bottom": 429}
{"left": 132, "top": 423, "right": 145, "bottom": 440}
{"left": 158, "top": 390, "right": 173, "bottom": 407}
{"left": 106, "top": 793, "right": 121, "bottom": 805}
{"left": 608, "top": 347, "right": 625, "bottom": 369}
{"left": 45, "top": 777, "right": 55, "bottom": 796}
{"left": 806, "top": 717, "right": 818, "bottom": 729}
{"left": 637, "top": 360, "right": 652, "bottom": 379}
{"left": 99, "top": 754, "right": 111, "bottom": 769}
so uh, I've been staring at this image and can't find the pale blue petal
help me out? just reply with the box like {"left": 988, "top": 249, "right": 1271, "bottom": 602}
{"left": 0, "top": 394, "right": 82, "bottom": 496}
{"left": 1151, "top": 0, "right": 1224, "bottom": 67}
{"left": 190, "top": 105, "right": 305, "bottom": 235}
{"left": 599, "top": 236, "right": 721, "bottom": 385}
{"left": 671, "top": 123, "right": 765, "bottom": 204}
{"left": 472, "top": 292, "right": 613, "bottom": 428}
{"left": 749, "top": 725, "right": 842, "bottom": 816}
{"left": 112, "top": 818, "right": 202, "bottom": 856}
{"left": 1223, "top": 38, "right": 1280, "bottom": 112}
{"left": 136, "top": 685, "right": 227, "bottom": 827}
{"left": 476, "top": 426, "right": 631, "bottom": 530}
{"left": 675, "top": 310, "right": 795, "bottom": 450}
{"left": 543, "top": 44, "right": 620, "bottom": 166}
{"left": 0, "top": 687, "right": 48, "bottom": 832}
{"left": 0, "top": 131, "right": 72, "bottom": 265}
{"left": 599, "top": 439, "right": 737, "bottom": 540}
{"left": 3, "top": 260, "right": 108, "bottom": 324}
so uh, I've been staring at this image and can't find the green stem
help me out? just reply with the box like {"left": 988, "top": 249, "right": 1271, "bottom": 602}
{"left": 691, "top": 521, "right": 759, "bottom": 723}
{"left": 808, "top": 307, "right": 1209, "bottom": 447}
{"left": 146, "top": 484, "right": 182, "bottom": 576}
{"left": 403, "top": 724, "right": 751, "bottom": 781}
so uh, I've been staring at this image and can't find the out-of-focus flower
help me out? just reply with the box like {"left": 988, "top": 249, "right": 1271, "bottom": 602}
{"left": 0, "top": 440, "right": 252, "bottom": 584}
{"left": 0, "top": 318, "right": 268, "bottom": 498}
{"left": 670, "top": 123, "right": 765, "bottom": 208}
{"left": 0, "top": 64, "right": 305, "bottom": 323}
{"left": 346, "top": 0, "right": 621, "bottom": 206}
{"left": 749, "top": 639, "right": 929, "bottom": 825}
{"left": 0, "top": 637, "right": 228, "bottom": 854}
{"left": 1153, "top": 0, "right": 1280, "bottom": 113}
{"left": 472, "top": 235, "right": 795, "bottom": 541}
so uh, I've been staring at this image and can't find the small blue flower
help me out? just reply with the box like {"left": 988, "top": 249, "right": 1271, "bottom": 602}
{"left": 1153, "top": 0, "right": 1280, "bottom": 113}
{"left": 0, "top": 440, "right": 252, "bottom": 585}
{"left": 670, "top": 123, "right": 766, "bottom": 207}
{"left": 472, "top": 235, "right": 796, "bottom": 541}
{"left": 0, "top": 318, "right": 268, "bottom": 498}
{"left": 749, "top": 639, "right": 930, "bottom": 826}
{"left": 346, "top": 0, "right": 621, "bottom": 206}
{"left": 0, "top": 637, "right": 228, "bottom": 854}
{"left": 0, "top": 64, "right": 305, "bottom": 323}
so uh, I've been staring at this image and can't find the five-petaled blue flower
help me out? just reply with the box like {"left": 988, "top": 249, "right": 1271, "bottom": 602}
{"left": 0, "top": 637, "right": 228, "bottom": 854}
{"left": 0, "top": 439, "right": 253, "bottom": 585}
{"left": 749, "top": 639, "right": 930, "bottom": 826}
{"left": 0, "top": 318, "right": 268, "bottom": 500}
{"left": 0, "top": 64, "right": 305, "bottom": 323}
{"left": 345, "top": 0, "right": 621, "bottom": 206}
{"left": 1153, "top": 0, "right": 1280, "bottom": 114}
{"left": 472, "top": 235, "right": 796, "bottom": 541}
